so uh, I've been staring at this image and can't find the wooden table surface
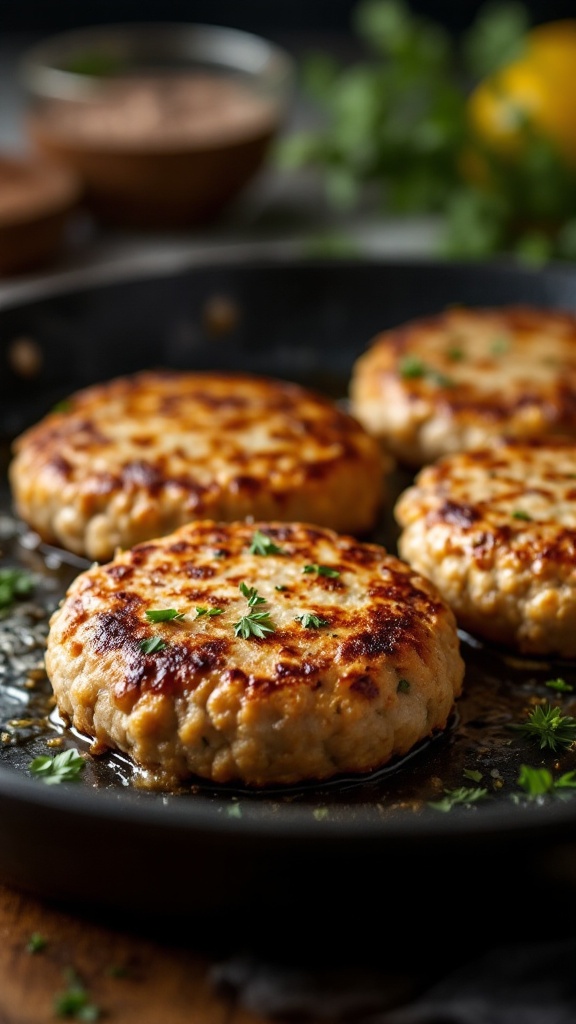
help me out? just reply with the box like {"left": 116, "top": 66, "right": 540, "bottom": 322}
{"left": 0, "top": 882, "right": 270, "bottom": 1024}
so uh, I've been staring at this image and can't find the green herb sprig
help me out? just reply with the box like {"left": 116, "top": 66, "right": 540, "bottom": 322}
{"left": 29, "top": 748, "right": 85, "bottom": 785}
{"left": 139, "top": 636, "right": 167, "bottom": 655}
{"left": 53, "top": 968, "right": 102, "bottom": 1021}
{"left": 249, "top": 531, "right": 285, "bottom": 556}
{"left": 545, "top": 678, "right": 574, "bottom": 694}
{"left": 0, "top": 567, "right": 35, "bottom": 610}
{"left": 27, "top": 932, "right": 47, "bottom": 954}
{"left": 515, "top": 764, "right": 576, "bottom": 800}
{"left": 295, "top": 612, "right": 329, "bottom": 629}
{"left": 233, "top": 583, "right": 276, "bottom": 639}
{"left": 276, "top": 0, "right": 576, "bottom": 264}
{"left": 302, "top": 564, "right": 340, "bottom": 578}
{"left": 428, "top": 785, "right": 489, "bottom": 811}
{"left": 511, "top": 703, "right": 576, "bottom": 752}
{"left": 145, "top": 608, "right": 184, "bottom": 622}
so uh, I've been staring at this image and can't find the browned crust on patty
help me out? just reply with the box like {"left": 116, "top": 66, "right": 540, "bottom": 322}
{"left": 395, "top": 436, "right": 576, "bottom": 656}
{"left": 45, "top": 519, "right": 464, "bottom": 788}
{"left": 349, "top": 306, "right": 576, "bottom": 467}
{"left": 10, "top": 369, "right": 388, "bottom": 561}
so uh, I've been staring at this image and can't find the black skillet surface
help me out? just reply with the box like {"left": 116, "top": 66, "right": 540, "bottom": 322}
{"left": 1, "top": 255, "right": 576, "bottom": 947}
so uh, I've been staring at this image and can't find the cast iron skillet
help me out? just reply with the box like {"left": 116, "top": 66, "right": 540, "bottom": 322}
{"left": 1, "top": 254, "right": 576, "bottom": 946}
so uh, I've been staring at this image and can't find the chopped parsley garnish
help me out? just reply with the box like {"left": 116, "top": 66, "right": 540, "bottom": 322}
{"left": 428, "top": 785, "right": 489, "bottom": 812}
{"left": 399, "top": 356, "right": 454, "bottom": 387}
{"left": 516, "top": 764, "right": 576, "bottom": 799}
{"left": 234, "top": 582, "right": 276, "bottom": 638}
{"left": 397, "top": 678, "right": 410, "bottom": 694}
{"left": 249, "top": 530, "right": 285, "bottom": 556}
{"left": 145, "top": 608, "right": 184, "bottom": 622}
{"left": 51, "top": 399, "right": 72, "bottom": 413}
{"left": 512, "top": 509, "right": 532, "bottom": 521}
{"left": 27, "top": 932, "right": 47, "bottom": 954}
{"left": 446, "top": 346, "right": 464, "bottom": 361}
{"left": 490, "top": 336, "right": 510, "bottom": 355}
{"left": 195, "top": 606, "right": 223, "bottom": 618}
{"left": 233, "top": 611, "right": 276, "bottom": 639}
{"left": 54, "top": 968, "right": 102, "bottom": 1021}
{"left": 29, "top": 747, "right": 85, "bottom": 785}
{"left": 399, "top": 355, "right": 426, "bottom": 378}
{"left": 302, "top": 564, "right": 340, "bottom": 578}
{"left": 239, "top": 582, "right": 267, "bottom": 606}
{"left": 463, "top": 768, "right": 483, "bottom": 783}
{"left": 295, "top": 612, "right": 329, "bottom": 629}
{"left": 545, "top": 677, "right": 574, "bottom": 694}
{"left": 511, "top": 703, "right": 576, "bottom": 752}
{"left": 139, "top": 636, "right": 167, "bottom": 655}
{"left": 0, "top": 567, "right": 35, "bottom": 610}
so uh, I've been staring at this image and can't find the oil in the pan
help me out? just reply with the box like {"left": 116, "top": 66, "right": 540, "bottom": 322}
{"left": 2, "top": 494, "right": 576, "bottom": 814}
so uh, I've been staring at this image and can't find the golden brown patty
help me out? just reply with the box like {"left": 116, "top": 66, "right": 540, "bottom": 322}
{"left": 349, "top": 305, "right": 576, "bottom": 467}
{"left": 395, "top": 436, "right": 576, "bottom": 657}
{"left": 9, "top": 369, "right": 387, "bottom": 562}
{"left": 44, "top": 520, "right": 465, "bottom": 788}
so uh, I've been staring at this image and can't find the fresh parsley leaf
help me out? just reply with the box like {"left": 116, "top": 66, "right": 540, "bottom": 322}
{"left": 233, "top": 611, "right": 276, "bottom": 639}
{"left": 139, "top": 636, "right": 167, "bottom": 655}
{"left": 516, "top": 763, "right": 576, "bottom": 799}
{"left": 145, "top": 608, "right": 184, "bottom": 622}
{"left": 27, "top": 932, "right": 47, "bottom": 953}
{"left": 399, "top": 355, "right": 426, "bottom": 378}
{"left": 490, "top": 335, "right": 510, "bottom": 355}
{"left": 302, "top": 564, "right": 340, "bottom": 578}
{"left": 0, "top": 567, "right": 35, "bottom": 610}
{"left": 398, "top": 356, "right": 453, "bottom": 387}
{"left": 29, "top": 748, "right": 85, "bottom": 785}
{"left": 428, "top": 785, "right": 489, "bottom": 811}
{"left": 54, "top": 968, "right": 102, "bottom": 1020}
{"left": 545, "top": 677, "right": 574, "bottom": 694}
{"left": 239, "top": 582, "right": 266, "bottom": 606}
{"left": 512, "top": 509, "right": 532, "bottom": 521}
{"left": 295, "top": 612, "right": 329, "bottom": 629}
{"left": 195, "top": 606, "right": 223, "bottom": 618}
{"left": 462, "top": 1, "right": 529, "bottom": 78}
{"left": 249, "top": 530, "right": 285, "bottom": 556}
{"left": 511, "top": 703, "right": 576, "bottom": 752}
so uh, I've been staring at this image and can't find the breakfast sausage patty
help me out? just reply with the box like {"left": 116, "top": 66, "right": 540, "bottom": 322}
{"left": 394, "top": 437, "right": 576, "bottom": 658}
{"left": 44, "top": 520, "right": 465, "bottom": 789}
{"left": 349, "top": 305, "right": 576, "bottom": 467}
{"left": 9, "top": 369, "right": 387, "bottom": 562}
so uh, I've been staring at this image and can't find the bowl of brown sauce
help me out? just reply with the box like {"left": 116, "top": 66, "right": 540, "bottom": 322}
{"left": 21, "top": 23, "right": 295, "bottom": 229}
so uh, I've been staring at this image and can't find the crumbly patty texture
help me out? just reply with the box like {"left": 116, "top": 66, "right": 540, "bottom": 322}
{"left": 9, "top": 370, "right": 387, "bottom": 562}
{"left": 349, "top": 306, "right": 576, "bottom": 467}
{"left": 395, "top": 437, "right": 576, "bottom": 657}
{"left": 45, "top": 520, "right": 464, "bottom": 788}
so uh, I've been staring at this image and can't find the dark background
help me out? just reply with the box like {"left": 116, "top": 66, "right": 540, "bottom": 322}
{"left": 3, "top": 1, "right": 576, "bottom": 37}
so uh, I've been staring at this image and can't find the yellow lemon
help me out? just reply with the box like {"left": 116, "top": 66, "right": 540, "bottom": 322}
{"left": 467, "top": 20, "right": 576, "bottom": 168}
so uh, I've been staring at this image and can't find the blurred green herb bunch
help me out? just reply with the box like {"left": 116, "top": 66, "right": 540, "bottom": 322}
{"left": 278, "top": 0, "right": 576, "bottom": 262}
